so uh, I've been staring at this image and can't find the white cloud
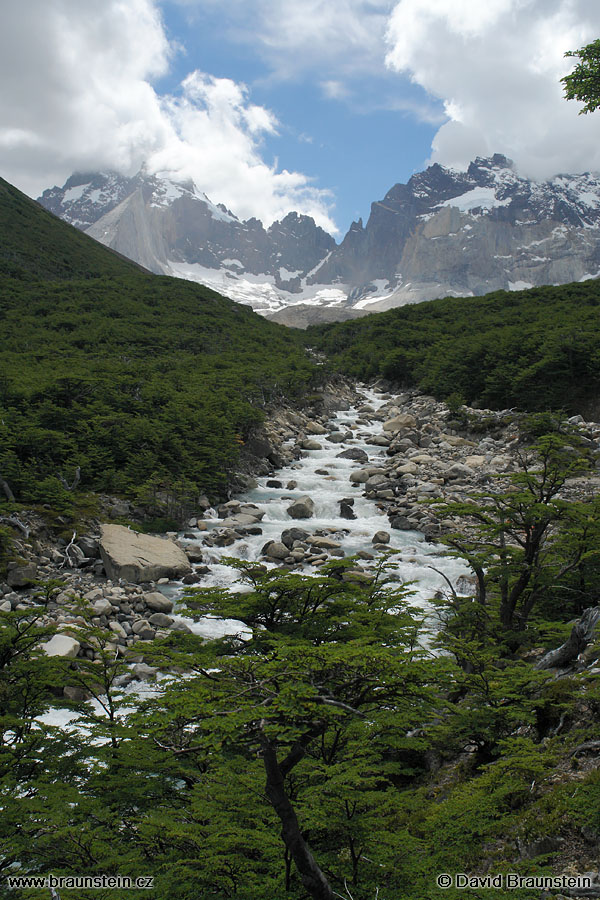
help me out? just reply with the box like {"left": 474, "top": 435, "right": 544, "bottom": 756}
{"left": 321, "top": 80, "right": 351, "bottom": 100}
{"left": 385, "top": 0, "right": 600, "bottom": 179}
{"left": 174, "top": 0, "right": 397, "bottom": 83}
{"left": 147, "top": 72, "right": 336, "bottom": 229}
{"left": 0, "top": 0, "right": 335, "bottom": 230}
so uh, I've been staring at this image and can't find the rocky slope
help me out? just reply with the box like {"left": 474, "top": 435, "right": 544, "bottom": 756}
{"left": 38, "top": 155, "right": 600, "bottom": 324}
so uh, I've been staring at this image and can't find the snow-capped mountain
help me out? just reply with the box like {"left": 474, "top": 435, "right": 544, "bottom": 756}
{"left": 313, "top": 153, "right": 600, "bottom": 312}
{"left": 38, "top": 170, "right": 336, "bottom": 316}
{"left": 38, "top": 155, "right": 600, "bottom": 323}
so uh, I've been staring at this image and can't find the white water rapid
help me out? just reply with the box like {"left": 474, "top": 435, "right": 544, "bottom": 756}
{"left": 172, "top": 389, "right": 470, "bottom": 639}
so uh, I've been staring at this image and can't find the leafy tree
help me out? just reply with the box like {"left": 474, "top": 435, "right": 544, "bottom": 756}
{"left": 128, "top": 559, "right": 441, "bottom": 899}
{"left": 435, "top": 427, "right": 595, "bottom": 638}
{"left": 308, "top": 282, "right": 600, "bottom": 415}
{"left": 562, "top": 38, "right": 600, "bottom": 114}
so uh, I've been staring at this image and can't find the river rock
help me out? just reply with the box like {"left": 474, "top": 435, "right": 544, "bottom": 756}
{"left": 221, "top": 514, "right": 263, "bottom": 528}
{"left": 144, "top": 592, "right": 174, "bottom": 613}
{"left": 396, "top": 462, "right": 419, "bottom": 475}
{"left": 327, "top": 432, "right": 346, "bottom": 443}
{"left": 77, "top": 536, "right": 100, "bottom": 558}
{"left": 92, "top": 598, "right": 113, "bottom": 616}
{"left": 132, "top": 619, "right": 155, "bottom": 638}
{"left": 7, "top": 564, "right": 37, "bottom": 588}
{"left": 306, "top": 536, "right": 342, "bottom": 550}
{"left": 264, "top": 541, "right": 290, "bottom": 560}
{"left": 383, "top": 414, "right": 417, "bottom": 432}
{"left": 42, "top": 634, "right": 81, "bottom": 658}
{"left": 109, "top": 621, "right": 127, "bottom": 639}
{"left": 287, "top": 496, "right": 315, "bottom": 519}
{"left": 184, "top": 543, "right": 204, "bottom": 563}
{"left": 181, "top": 574, "right": 202, "bottom": 585}
{"left": 305, "top": 421, "right": 328, "bottom": 435}
{"left": 99, "top": 525, "right": 192, "bottom": 583}
{"left": 390, "top": 515, "right": 413, "bottom": 531}
{"left": 365, "top": 474, "right": 388, "bottom": 489}
{"left": 148, "top": 612, "right": 174, "bottom": 628}
{"left": 299, "top": 439, "right": 322, "bottom": 451}
{"left": 445, "top": 463, "right": 475, "bottom": 480}
{"left": 372, "top": 531, "right": 390, "bottom": 544}
{"left": 170, "top": 620, "right": 192, "bottom": 633}
{"left": 367, "top": 434, "right": 391, "bottom": 446}
{"left": 465, "top": 455, "right": 486, "bottom": 468}
{"left": 133, "top": 663, "right": 159, "bottom": 680}
{"left": 339, "top": 498, "right": 356, "bottom": 520}
{"left": 336, "top": 447, "right": 368, "bottom": 463}
{"left": 281, "top": 527, "right": 310, "bottom": 548}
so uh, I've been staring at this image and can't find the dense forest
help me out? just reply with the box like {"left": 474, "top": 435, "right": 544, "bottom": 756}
{"left": 307, "top": 282, "right": 600, "bottom": 416}
{"left": 4, "top": 545, "right": 600, "bottom": 900}
{"left": 0, "top": 178, "right": 316, "bottom": 518}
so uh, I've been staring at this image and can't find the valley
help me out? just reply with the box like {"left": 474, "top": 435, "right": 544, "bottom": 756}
{"left": 2, "top": 171, "right": 600, "bottom": 900}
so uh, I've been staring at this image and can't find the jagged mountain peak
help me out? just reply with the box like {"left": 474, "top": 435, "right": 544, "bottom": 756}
{"left": 37, "top": 154, "right": 600, "bottom": 325}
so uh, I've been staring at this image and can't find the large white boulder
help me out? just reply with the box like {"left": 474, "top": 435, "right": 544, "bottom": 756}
{"left": 42, "top": 634, "right": 81, "bottom": 658}
{"left": 99, "top": 525, "right": 192, "bottom": 584}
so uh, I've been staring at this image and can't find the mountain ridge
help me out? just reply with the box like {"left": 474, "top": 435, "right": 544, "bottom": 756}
{"left": 38, "top": 155, "right": 600, "bottom": 323}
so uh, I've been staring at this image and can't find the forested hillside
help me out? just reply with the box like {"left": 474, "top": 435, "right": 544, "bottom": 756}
{"left": 0, "top": 178, "right": 316, "bottom": 514}
{"left": 307, "top": 281, "right": 600, "bottom": 416}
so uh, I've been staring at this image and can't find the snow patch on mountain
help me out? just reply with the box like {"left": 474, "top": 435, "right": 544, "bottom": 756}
{"left": 440, "top": 187, "right": 511, "bottom": 214}
{"left": 63, "top": 183, "right": 90, "bottom": 204}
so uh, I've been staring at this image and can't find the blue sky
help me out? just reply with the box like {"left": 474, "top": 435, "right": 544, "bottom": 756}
{"left": 155, "top": 0, "right": 443, "bottom": 230}
{"left": 2, "top": 1, "right": 600, "bottom": 236}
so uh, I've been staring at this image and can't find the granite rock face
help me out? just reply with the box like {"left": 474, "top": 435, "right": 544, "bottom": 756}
{"left": 38, "top": 171, "right": 335, "bottom": 316}
{"left": 39, "top": 155, "right": 600, "bottom": 323}
{"left": 99, "top": 525, "right": 192, "bottom": 583}
{"left": 310, "top": 154, "right": 600, "bottom": 310}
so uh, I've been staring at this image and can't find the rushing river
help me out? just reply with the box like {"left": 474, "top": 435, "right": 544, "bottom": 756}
{"left": 172, "top": 388, "right": 470, "bottom": 639}
{"left": 40, "top": 388, "right": 470, "bottom": 729}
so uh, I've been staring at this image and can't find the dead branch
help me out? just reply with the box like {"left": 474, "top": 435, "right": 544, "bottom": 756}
{"left": 0, "top": 514, "right": 30, "bottom": 538}
{"left": 569, "top": 741, "right": 600, "bottom": 757}
{"left": 537, "top": 606, "right": 600, "bottom": 670}
{"left": 0, "top": 475, "right": 15, "bottom": 502}
{"left": 58, "top": 467, "right": 81, "bottom": 492}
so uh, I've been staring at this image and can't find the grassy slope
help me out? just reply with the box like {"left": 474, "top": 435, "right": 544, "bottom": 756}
{"left": 0, "top": 176, "right": 148, "bottom": 281}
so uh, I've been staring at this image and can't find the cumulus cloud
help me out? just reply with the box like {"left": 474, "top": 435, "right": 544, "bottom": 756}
{"left": 385, "top": 0, "right": 600, "bottom": 179}
{"left": 147, "top": 72, "right": 336, "bottom": 229}
{"left": 0, "top": 0, "right": 335, "bottom": 229}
